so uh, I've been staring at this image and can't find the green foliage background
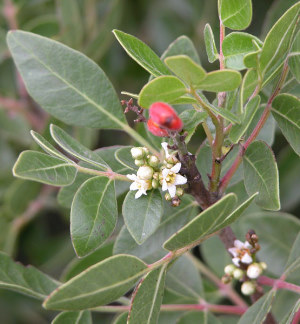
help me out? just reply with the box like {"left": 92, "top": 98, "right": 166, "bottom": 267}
{"left": 0, "top": 0, "right": 299, "bottom": 323}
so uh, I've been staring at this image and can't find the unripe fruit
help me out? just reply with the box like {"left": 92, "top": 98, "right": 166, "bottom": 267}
{"left": 148, "top": 155, "right": 159, "bottom": 167}
{"left": 224, "top": 264, "right": 236, "bottom": 276}
{"left": 135, "top": 159, "right": 145, "bottom": 167}
{"left": 150, "top": 102, "right": 183, "bottom": 131}
{"left": 147, "top": 119, "right": 169, "bottom": 137}
{"left": 131, "top": 147, "right": 144, "bottom": 159}
{"left": 241, "top": 281, "right": 256, "bottom": 296}
{"left": 137, "top": 166, "right": 154, "bottom": 180}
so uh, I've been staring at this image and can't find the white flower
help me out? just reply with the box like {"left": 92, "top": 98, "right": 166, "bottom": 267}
{"left": 161, "top": 142, "right": 170, "bottom": 158}
{"left": 247, "top": 263, "right": 262, "bottom": 279}
{"left": 228, "top": 240, "right": 253, "bottom": 267}
{"left": 161, "top": 163, "right": 187, "bottom": 198}
{"left": 127, "top": 174, "right": 151, "bottom": 199}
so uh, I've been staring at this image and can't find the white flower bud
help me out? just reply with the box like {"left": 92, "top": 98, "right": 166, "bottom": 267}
{"left": 152, "top": 179, "right": 159, "bottom": 189}
{"left": 148, "top": 155, "right": 159, "bottom": 167}
{"left": 142, "top": 147, "right": 149, "bottom": 155}
{"left": 224, "top": 264, "right": 236, "bottom": 276}
{"left": 233, "top": 268, "right": 244, "bottom": 280}
{"left": 260, "top": 262, "right": 267, "bottom": 270}
{"left": 131, "top": 147, "right": 144, "bottom": 159}
{"left": 247, "top": 263, "right": 262, "bottom": 279}
{"left": 241, "top": 281, "right": 256, "bottom": 296}
{"left": 176, "top": 187, "right": 184, "bottom": 197}
{"left": 135, "top": 159, "right": 145, "bottom": 167}
{"left": 137, "top": 166, "right": 154, "bottom": 180}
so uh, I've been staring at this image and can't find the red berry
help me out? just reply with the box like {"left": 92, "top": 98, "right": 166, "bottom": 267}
{"left": 147, "top": 119, "right": 169, "bottom": 137}
{"left": 149, "top": 102, "right": 183, "bottom": 131}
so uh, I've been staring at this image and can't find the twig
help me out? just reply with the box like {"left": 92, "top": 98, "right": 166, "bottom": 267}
{"left": 258, "top": 276, "right": 300, "bottom": 294}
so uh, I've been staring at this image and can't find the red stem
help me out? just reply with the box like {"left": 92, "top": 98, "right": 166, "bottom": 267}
{"left": 292, "top": 308, "right": 300, "bottom": 324}
{"left": 258, "top": 276, "right": 300, "bottom": 294}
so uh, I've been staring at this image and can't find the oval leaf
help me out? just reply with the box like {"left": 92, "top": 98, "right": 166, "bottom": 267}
{"left": 114, "top": 146, "right": 137, "bottom": 171}
{"left": 7, "top": 30, "right": 127, "bottom": 130}
{"left": 138, "top": 76, "right": 187, "bottom": 108}
{"left": 164, "top": 55, "right": 206, "bottom": 87}
{"left": 52, "top": 311, "right": 92, "bottom": 324}
{"left": 71, "top": 176, "right": 117, "bottom": 257}
{"left": 123, "top": 190, "right": 163, "bottom": 245}
{"left": 219, "top": 0, "right": 252, "bottom": 30}
{"left": 13, "top": 150, "right": 77, "bottom": 186}
{"left": 272, "top": 94, "right": 300, "bottom": 157}
{"left": 283, "top": 232, "right": 300, "bottom": 280}
{"left": 128, "top": 266, "right": 166, "bottom": 324}
{"left": 113, "top": 29, "right": 170, "bottom": 77}
{"left": 163, "top": 193, "right": 237, "bottom": 251}
{"left": 204, "top": 23, "right": 219, "bottom": 63}
{"left": 43, "top": 255, "right": 147, "bottom": 310}
{"left": 195, "top": 70, "right": 241, "bottom": 92}
{"left": 50, "top": 124, "right": 108, "bottom": 170}
{"left": 243, "top": 141, "right": 280, "bottom": 210}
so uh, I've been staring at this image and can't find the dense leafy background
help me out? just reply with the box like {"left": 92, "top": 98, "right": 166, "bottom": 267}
{"left": 0, "top": 0, "right": 299, "bottom": 323}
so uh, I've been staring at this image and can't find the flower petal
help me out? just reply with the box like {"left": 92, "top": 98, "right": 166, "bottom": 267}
{"left": 232, "top": 258, "right": 240, "bottom": 267}
{"left": 168, "top": 185, "right": 176, "bottom": 198}
{"left": 171, "top": 163, "right": 181, "bottom": 173}
{"left": 174, "top": 174, "right": 187, "bottom": 185}
{"left": 234, "top": 240, "right": 244, "bottom": 249}
{"left": 127, "top": 174, "right": 137, "bottom": 181}
{"left": 162, "top": 180, "right": 168, "bottom": 191}
{"left": 241, "top": 253, "right": 252, "bottom": 264}
{"left": 228, "top": 248, "right": 238, "bottom": 258}
{"left": 162, "top": 168, "right": 170, "bottom": 178}
{"left": 244, "top": 241, "right": 252, "bottom": 249}
{"left": 161, "top": 142, "right": 170, "bottom": 158}
{"left": 130, "top": 182, "right": 138, "bottom": 191}
{"left": 135, "top": 190, "right": 143, "bottom": 199}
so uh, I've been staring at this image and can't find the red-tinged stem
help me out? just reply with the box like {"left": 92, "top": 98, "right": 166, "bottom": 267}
{"left": 3, "top": 0, "right": 18, "bottom": 30}
{"left": 292, "top": 308, "right": 300, "bottom": 324}
{"left": 219, "top": 60, "right": 290, "bottom": 194}
{"left": 258, "top": 276, "right": 300, "bottom": 294}
{"left": 93, "top": 303, "right": 247, "bottom": 315}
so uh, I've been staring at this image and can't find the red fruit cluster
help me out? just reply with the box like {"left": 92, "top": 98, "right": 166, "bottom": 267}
{"left": 147, "top": 102, "right": 183, "bottom": 137}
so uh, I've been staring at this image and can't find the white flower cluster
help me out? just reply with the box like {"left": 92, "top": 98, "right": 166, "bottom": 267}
{"left": 127, "top": 143, "right": 187, "bottom": 203}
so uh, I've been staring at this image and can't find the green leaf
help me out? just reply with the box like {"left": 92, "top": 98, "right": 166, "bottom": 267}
{"left": 195, "top": 70, "right": 241, "bottom": 92}
{"left": 229, "top": 96, "right": 261, "bottom": 143}
{"left": 52, "top": 311, "right": 92, "bottom": 324}
{"left": 7, "top": 30, "right": 127, "bottom": 130}
{"left": 43, "top": 255, "right": 147, "bottom": 310}
{"left": 128, "top": 265, "right": 166, "bottom": 324}
{"left": 71, "top": 176, "right": 117, "bottom": 257}
{"left": 13, "top": 150, "right": 77, "bottom": 186}
{"left": 219, "top": 0, "right": 252, "bottom": 30}
{"left": 259, "top": 3, "right": 300, "bottom": 77}
{"left": 280, "top": 299, "right": 300, "bottom": 324}
{"left": 238, "top": 290, "right": 276, "bottom": 324}
{"left": 165, "top": 255, "right": 203, "bottom": 299}
{"left": 50, "top": 124, "right": 108, "bottom": 170}
{"left": 180, "top": 110, "right": 207, "bottom": 142}
{"left": 30, "top": 130, "right": 71, "bottom": 162}
{"left": 283, "top": 233, "right": 300, "bottom": 280}
{"left": 113, "top": 312, "right": 128, "bottom": 324}
{"left": 161, "top": 36, "right": 201, "bottom": 64}
{"left": 243, "top": 141, "right": 280, "bottom": 210}
{"left": 114, "top": 197, "right": 199, "bottom": 262}
{"left": 163, "top": 193, "right": 237, "bottom": 251}
{"left": 288, "top": 30, "right": 300, "bottom": 82}
{"left": 123, "top": 190, "right": 163, "bottom": 245}
{"left": 196, "top": 92, "right": 240, "bottom": 124}
{"left": 56, "top": 0, "right": 83, "bottom": 49}
{"left": 0, "top": 251, "right": 59, "bottom": 300}
{"left": 113, "top": 29, "right": 170, "bottom": 77}
{"left": 164, "top": 55, "right": 206, "bottom": 87}
{"left": 177, "top": 311, "right": 222, "bottom": 324}
{"left": 239, "top": 69, "right": 258, "bottom": 114}
{"left": 204, "top": 23, "right": 219, "bottom": 63}
{"left": 115, "top": 146, "right": 138, "bottom": 171}
{"left": 138, "top": 76, "right": 187, "bottom": 108}
{"left": 222, "top": 32, "right": 262, "bottom": 70}
{"left": 272, "top": 94, "right": 300, "bottom": 157}
{"left": 243, "top": 49, "right": 261, "bottom": 69}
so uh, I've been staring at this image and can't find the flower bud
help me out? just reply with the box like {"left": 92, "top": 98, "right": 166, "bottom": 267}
{"left": 143, "top": 147, "right": 150, "bottom": 155}
{"left": 222, "top": 274, "right": 232, "bottom": 284}
{"left": 137, "top": 166, "right": 154, "bottom": 180}
{"left": 152, "top": 179, "right": 159, "bottom": 189}
{"left": 260, "top": 262, "right": 267, "bottom": 270}
{"left": 131, "top": 147, "right": 144, "bottom": 159}
{"left": 166, "top": 163, "right": 174, "bottom": 169}
{"left": 148, "top": 155, "right": 159, "bottom": 168}
{"left": 153, "top": 172, "right": 159, "bottom": 180}
{"left": 150, "top": 102, "right": 183, "bottom": 131}
{"left": 241, "top": 281, "right": 256, "bottom": 296}
{"left": 165, "top": 193, "right": 172, "bottom": 201}
{"left": 233, "top": 268, "right": 244, "bottom": 280}
{"left": 147, "top": 119, "right": 169, "bottom": 137}
{"left": 247, "top": 263, "right": 263, "bottom": 279}
{"left": 135, "top": 159, "right": 145, "bottom": 167}
{"left": 171, "top": 196, "right": 181, "bottom": 207}
{"left": 176, "top": 187, "right": 184, "bottom": 197}
{"left": 224, "top": 264, "right": 236, "bottom": 276}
